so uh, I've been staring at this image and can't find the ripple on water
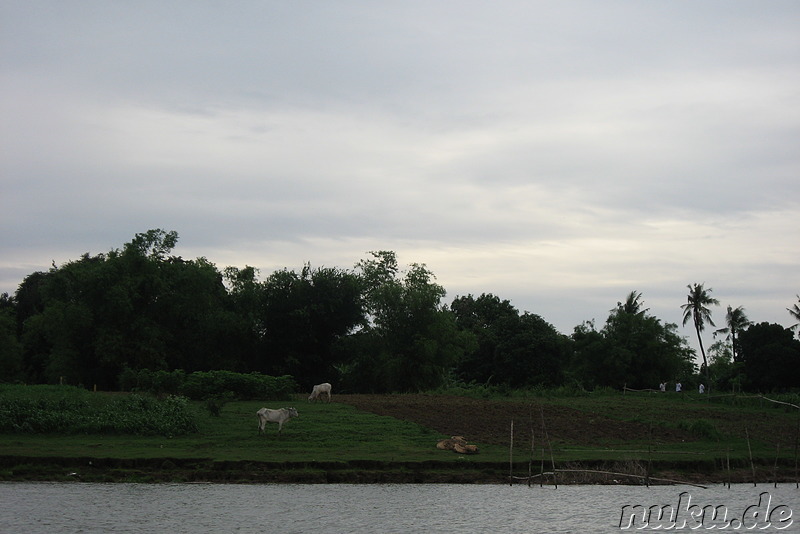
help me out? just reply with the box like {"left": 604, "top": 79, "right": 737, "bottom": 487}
{"left": 1, "top": 482, "right": 797, "bottom": 534}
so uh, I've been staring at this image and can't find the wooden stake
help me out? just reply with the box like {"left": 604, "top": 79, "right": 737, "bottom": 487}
{"left": 726, "top": 447, "right": 731, "bottom": 489}
{"left": 509, "top": 419, "right": 514, "bottom": 486}
{"left": 540, "top": 444, "right": 545, "bottom": 488}
{"left": 746, "top": 427, "right": 756, "bottom": 486}
{"left": 528, "top": 408, "right": 534, "bottom": 488}
{"left": 794, "top": 413, "right": 799, "bottom": 489}
{"left": 523, "top": 469, "right": 707, "bottom": 489}
{"left": 646, "top": 423, "right": 652, "bottom": 488}
{"left": 541, "top": 406, "right": 557, "bottom": 488}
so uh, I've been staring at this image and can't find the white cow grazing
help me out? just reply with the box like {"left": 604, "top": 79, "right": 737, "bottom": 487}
{"left": 256, "top": 407, "right": 299, "bottom": 434}
{"left": 308, "top": 382, "right": 332, "bottom": 402}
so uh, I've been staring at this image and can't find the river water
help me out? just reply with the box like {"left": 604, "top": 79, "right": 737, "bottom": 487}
{"left": 2, "top": 482, "right": 798, "bottom": 533}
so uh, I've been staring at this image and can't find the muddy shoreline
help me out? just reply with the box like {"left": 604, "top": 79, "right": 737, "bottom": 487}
{"left": 1, "top": 455, "right": 795, "bottom": 485}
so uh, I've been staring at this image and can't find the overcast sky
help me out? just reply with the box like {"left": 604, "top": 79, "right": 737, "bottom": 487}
{"left": 2, "top": 1, "right": 798, "bottom": 346}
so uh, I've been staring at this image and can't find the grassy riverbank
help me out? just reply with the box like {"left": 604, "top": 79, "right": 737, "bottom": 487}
{"left": 1, "top": 386, "right": 798, "bottom": 484}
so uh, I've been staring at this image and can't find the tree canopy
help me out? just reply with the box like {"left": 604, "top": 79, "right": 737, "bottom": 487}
{"left": 570, "top": 295, "right": 695, "bottom": 390}
{"left": 1, "top": 230, "right": 797, "bottom": 393}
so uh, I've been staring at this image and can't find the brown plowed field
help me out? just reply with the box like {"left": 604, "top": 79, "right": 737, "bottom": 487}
{"left": 336, "top": 394, "right": 694, "bottom": 446}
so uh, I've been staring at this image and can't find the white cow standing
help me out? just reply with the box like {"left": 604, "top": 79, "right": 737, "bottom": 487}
{"left": 256, "top": 407, "right": 299, "bottom": 435}
{"left": 308, "top": 382, "right": 332, "bottom": 402}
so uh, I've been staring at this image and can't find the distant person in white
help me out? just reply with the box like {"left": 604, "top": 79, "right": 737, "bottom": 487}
{"left": 675, "top": 382, "right": 682, "bottom": 393}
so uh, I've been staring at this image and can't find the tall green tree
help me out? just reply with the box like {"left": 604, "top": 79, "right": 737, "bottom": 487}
{"left": 14, "top": 229, "right": 237, "bottom": 388}
{"left": 0, "top": 293, "right": 23, "bottom": 382}
{"left": 496, "top": 312, "right": 568, "bottom": 387}
{"left": 614, "top": 290, "right": 648, "bottom": 316}
{"left": 260, "top": 263, "right": 364, "bottom": 385}
{"left": 14, "top": 271, "right": 51, "bottom": 382}
{"left": 739, "top": 322, "right": 800, "bottom": 391}
{"left": 788, "top": 295, "right": 800, "bottom": 334}
{"left": 681, "top": 283, "right": 719, "bottom": 387}
{"left": 340, "top": 251, "right": 469, "bottom": 392}
{"left": 149, "top": 255, "right": 237, "bottom": 372}
{"left": 126, "top": 229, "right": 179, "bottom": 260}
{"left": 569, "top": 320, "right": 616, "bottom": 388}
{"left": 451, "top": 293, "right": 569, "bottom": 388}
{"left": 572, "top": 292, "right": 695, "bottom": 389}
{"left": 223, "top": 265, "right": 266, "bottom": 372}
{"left": 714, "top": 305, "right": 750, "bottom": 363}
{"left": 450, "top": 293, "right": 519, "bottom": 384}
{"left": 707, "top": 340, "right": 745, "bottom": 392}
{"left": 22, "top": 253, "right": 108, "bottom": 386}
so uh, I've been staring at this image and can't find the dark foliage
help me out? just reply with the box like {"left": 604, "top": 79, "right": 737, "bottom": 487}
{"left": 739, "top": 322, "right": 800, "bottom": 392}
{"left": 1, "top": 230, "right": 796, "bottom": 393}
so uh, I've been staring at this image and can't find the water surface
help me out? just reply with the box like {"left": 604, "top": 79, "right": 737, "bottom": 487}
{"left": 2, "top": 482, "right": 798, "bottom": 533}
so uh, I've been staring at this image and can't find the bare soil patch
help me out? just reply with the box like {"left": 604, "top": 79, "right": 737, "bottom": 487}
{"left": 336, "top": 394, "right": 693, "bottom": 447}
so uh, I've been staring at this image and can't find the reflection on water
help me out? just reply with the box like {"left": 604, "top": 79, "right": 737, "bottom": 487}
{"left": 1, "top": 482, "right": 798, "bottom": 533}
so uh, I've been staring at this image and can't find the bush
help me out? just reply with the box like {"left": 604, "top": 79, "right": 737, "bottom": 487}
{"left": 204, "top": 393, "right": 233, "bottom": 417}
{"left": 179, "top": 370, "right": 297, "bottom": 401}
{"left": 118, "top": 368, "right": 186, "bottom": 395}
{"left": 117, "top": 369, "right": 298, "bottom": 401}
{"left": 0, "top": 385, "right": 198, "bottom": 436}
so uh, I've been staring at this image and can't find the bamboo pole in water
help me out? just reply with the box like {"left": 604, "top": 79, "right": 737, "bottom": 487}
{"left": 773, "top": 442, "right": 781, "bottom": 488}
{"left": 517, "top": 470, "right": 708, "bottom": 489}
{"left": 540, "top": 406, "right": 557, "bottom": 488}
{"left": 540, "top": 443, "right": 545, "bottom": 488}
{"left": 528, "top": 408, "right": 534, "bottom": 488}
{"left": 509, "top": 419, "right": 514, "bottom": 486}
{"left": 646, "top": 424, "right": 652, "bottom": 488}
{"left": 745, "top": 427, "right": 756, "bottom": 486}
{"left": 791, "top": 410, "right": 800, "bottom": 489}
{"left": 726, "top": 447, "right": 731, "bottom": 489}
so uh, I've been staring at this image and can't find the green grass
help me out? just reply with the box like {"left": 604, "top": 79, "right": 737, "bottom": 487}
{"left": 195, "top": 400, "right": 458, "bottom": 463}
{"left": 1, "top": 385, "right": 798, "bottom": 484}
{"left": 0, "top": 391, "right": 468, "bottom": 463}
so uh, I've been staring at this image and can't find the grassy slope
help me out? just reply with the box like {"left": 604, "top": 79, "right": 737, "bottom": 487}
{"left": 1, "top": 390, "right": 798, "bottom": 482}
{"left": 542, "top": 392, "right": 799, "bottom": 460}
{"left": 1, "top": 401, "right": 446, "bottom": 462}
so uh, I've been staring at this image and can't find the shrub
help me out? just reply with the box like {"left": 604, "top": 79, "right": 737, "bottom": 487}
{"left": 118, "top": 368, "right": 185, "bottom": 395}
{"left": 204, "top": 393, "right": 233, "bottom": 417}
{"left": 0, "top": 385, "right": 197, "bottom": 436}
{"left": 117, "top": 369, "right": 297, "bottom": 401}
{"left": 179, "top": 371, "right": 297, "bottom": 401}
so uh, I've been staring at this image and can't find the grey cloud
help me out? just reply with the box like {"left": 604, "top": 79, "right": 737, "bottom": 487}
{"left": 2, "top": 1, "right": 798, "bottom": 341}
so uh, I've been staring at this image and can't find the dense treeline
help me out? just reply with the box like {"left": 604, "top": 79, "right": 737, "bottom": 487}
{"left": 0, "top": 230, "right": 798, "bottom": 393}
{"left": 118, "top": 369, "right": 297, "bottom": 401}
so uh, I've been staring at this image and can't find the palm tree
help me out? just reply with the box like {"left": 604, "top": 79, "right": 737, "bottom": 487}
{"left": 788, "top": 295, "right": 800, "bottom": 332}
{"left": 714, "top": 305, "right": 750, "bottom": 362}
{"left": 613, "top": 290, "right": 649, "bottom": 316}
{"left": 681, "top": 283, "right": 719, "bottom": 385}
